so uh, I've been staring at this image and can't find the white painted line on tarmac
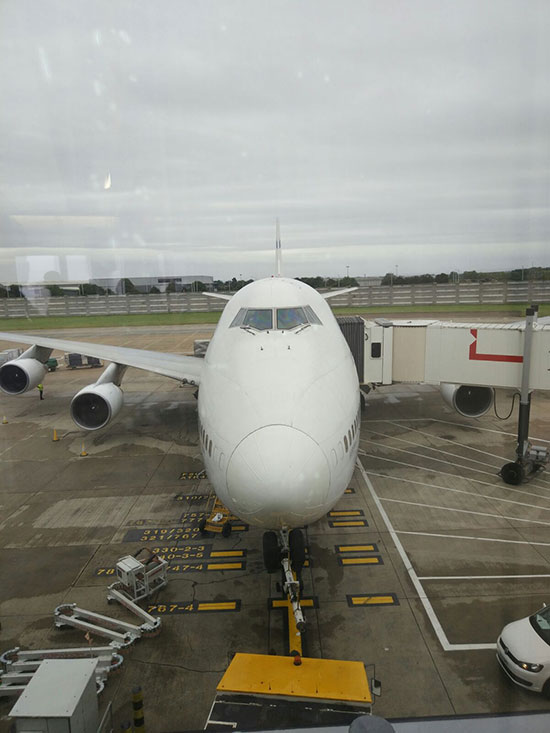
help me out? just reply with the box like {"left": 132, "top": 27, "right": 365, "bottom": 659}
{"left": 359, "top": 440, "right": 498, "bottom": 477}
{"left": 385, "top": 420, "right": 510, "bottom": 462}
{"left": 398, "top": 530, "right": 550, "bottom": 547}
{"left": 365, "top": 417, "right": 550, "bottom": 445}
{"left": 357, "top": 459, "right": 496, "bottom": 652}
{"left": 361, "top": 429, "right": 502, "bottom": 470}
{"left": 360, "top": 452, "right": 550, "bottom": 497}
{"left": 380, "top": 497, "right": 550, "bottom": 528}
{"left": 367, "top": 471, "right": 550, "bottom": 513}
{"left": 419, "top": 574, "right": 550, "bottom": 580}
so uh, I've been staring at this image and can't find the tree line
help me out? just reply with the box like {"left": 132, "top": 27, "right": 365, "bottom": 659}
{"left": 1, "top": 268, "right": 548, "bottom": 298}
{"left": 380, "top": 267, "right": 550, "bottom": 286}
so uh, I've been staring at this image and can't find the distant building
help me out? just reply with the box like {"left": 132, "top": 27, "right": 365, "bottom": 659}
{"left": 92, "top": 275, "right": 214, "bottom": 294}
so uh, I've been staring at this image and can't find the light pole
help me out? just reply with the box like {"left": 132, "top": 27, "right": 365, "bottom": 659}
{"left": 346, "top": 265, "right": 350, "bottom": 280}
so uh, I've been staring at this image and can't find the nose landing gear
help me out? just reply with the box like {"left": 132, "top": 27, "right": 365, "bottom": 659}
{"left": 263, "top": 528, "right": 307, "bottom": 636}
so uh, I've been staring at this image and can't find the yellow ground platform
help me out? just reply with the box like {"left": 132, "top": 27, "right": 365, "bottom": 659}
{"left": 217, "top": 653, "right": 373, "bottom": 705}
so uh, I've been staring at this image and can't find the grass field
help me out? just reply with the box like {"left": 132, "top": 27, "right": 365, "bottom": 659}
{"left": 0, "top": 302, "right": 548, "bottom": 331}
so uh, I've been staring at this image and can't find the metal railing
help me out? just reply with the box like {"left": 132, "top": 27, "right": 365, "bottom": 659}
{"left": 0, "top": 281, "right": 549, "bottom": 318}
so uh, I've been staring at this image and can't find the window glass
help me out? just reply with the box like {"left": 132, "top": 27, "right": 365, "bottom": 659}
{"left": 242, "top": 309, "right": 273, "bottom": 330}
{"left": 304, "top": 305, "right": 322, "bottom": 325}
{"left": 230, "top": 308, "right": 247, "bottom": 328}
{"left": 344, "top": 435, "right": 348, "bottom": 452}
{"left": 277, "top": 307, "right": 307, "bottom": 329}
{"left": 530, "top": 607, "right": 550, "bottom": 645}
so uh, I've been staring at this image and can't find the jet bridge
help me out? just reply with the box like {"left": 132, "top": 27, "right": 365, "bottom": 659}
{"left": 344, "top": 310, "right": 550, "bottom": 485}
{"left": 359, "top": 318, "right": 550, "bottom": 391}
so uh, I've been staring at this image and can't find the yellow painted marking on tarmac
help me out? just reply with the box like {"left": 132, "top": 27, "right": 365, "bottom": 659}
{"left": 197, "top": 601, "right": 238, "bottom": 611}
{"left": 210, "top": 550, "right": 245, "bottom": 558}
{"left": 329, "top": 510, "right": 363, "bottom": 517}
{"left": 350, "top": 595, "right": 395, "bottom": 606}
{"left": 338, "top": 545, "right": 376, "bottom": 553}
{"left": 331, "top": 520, "right": 366, "bottom": 527}
{"left": 232, "top": 525, "right": 247, "bottom": 531}
{"left": 206, "top": 562, "right": 243, "bottom": 571}
{"left": 341, "top": 557, "right": 381, "bottom": 566}
{"left": 218, "top": 653, "right": 373, "bottom": 704}
{"left": 271, "top": 598, "right": 315, "bottom": 609}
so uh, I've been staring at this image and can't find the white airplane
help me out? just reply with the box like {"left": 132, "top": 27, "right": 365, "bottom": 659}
{"left": 0, "top": 245, "right": 359, "bottom": 625}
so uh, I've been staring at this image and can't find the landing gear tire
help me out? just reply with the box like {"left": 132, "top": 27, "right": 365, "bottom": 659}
{"left": 542, "top": 679, "right": 550, "bottom": 699}
{"left": 222, "top": 522, "right": 232, "bottom": 538}
{"left": 501, "top": 462, "right": 525, "bottom": 486}
{"left": 263, "top": 531, "right": 280, "bottom": 573}
{"left": 289, "top": 528, "right": 306, "bottom": 573}
{"left": 198, "top": 518, "right": 207, "bottom": 534}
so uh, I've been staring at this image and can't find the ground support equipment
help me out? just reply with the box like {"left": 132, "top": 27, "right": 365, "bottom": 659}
{"left": 0, "top": 645, "right": 123, "bottom": 697}
{"left": 279, "top": 529, "right": 306, "bottom": 637}
{"left": 54, "top": 598, "right": 161, "bottom": 646}
{"left": 501, "top": 306, "right": 549, "bottom": 484}
{"left": 109, "top": 548, "right": 168, "bottom": 602}
{"left": 199, "top": 495, "right": 234, "bottom": 537}
{"left": 106, "top": 586, "right": 162, "bottom": 635}
{"left": 206, "top": 653, "right": 379, "bottom": 730}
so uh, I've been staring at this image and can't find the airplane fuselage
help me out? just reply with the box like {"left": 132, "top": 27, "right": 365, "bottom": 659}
{"left": 198, "top": 277, "right": 360, "bottom": 529}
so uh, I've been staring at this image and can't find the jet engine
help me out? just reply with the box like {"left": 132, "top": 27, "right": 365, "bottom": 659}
{"left": 71, "top": 382, "right": 124, "bottom": 430}
{"left": 0, "top": 358, "right": 47, "bottom": 395}
{"left": 440, "top": 383, "right": 494, "bottom": 418}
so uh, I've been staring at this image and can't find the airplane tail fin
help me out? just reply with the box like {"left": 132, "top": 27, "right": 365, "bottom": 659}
{"left": 275, "top": 218, "right": 282, "bottom": 277}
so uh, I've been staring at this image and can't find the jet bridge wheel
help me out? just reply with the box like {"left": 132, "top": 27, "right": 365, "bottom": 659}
{"left": 263, "top": 531, "right": 280, "bottom": 573}
{"left": 501, "top": 462, "right": 525, "bottom": 486}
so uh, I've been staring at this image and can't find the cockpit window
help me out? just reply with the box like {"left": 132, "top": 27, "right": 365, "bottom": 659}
{"left": 231, "top": 305, "right": 321, "bottom": 330}
{"left": 304, "top": 305, "right": 322, "bottom": 325}
{"left": 230, "top": 308, "right": 247, "bottom": 328}
{"left": 277, "top": 306, "right": 322, "bottom": 329}
{"left": 244, "top": 309, "right": 273, "bottom": 330}
{"left": 277, "top": 307, "right": 307, "bottom": 329}
{"left": 230, "top": 308, "right": 273, "bottom": 330}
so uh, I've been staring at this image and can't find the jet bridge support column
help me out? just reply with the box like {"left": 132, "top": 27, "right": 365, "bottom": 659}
{"left": 501, "top": 305, "right": 548, "bottom": 484}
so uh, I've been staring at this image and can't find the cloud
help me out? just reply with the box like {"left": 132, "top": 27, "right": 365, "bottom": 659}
{"left": 0, "top": 0, "right": 548, "bottom": 281}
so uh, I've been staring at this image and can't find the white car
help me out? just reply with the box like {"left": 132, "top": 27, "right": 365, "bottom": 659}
{"left": 497, "top": 605, "right": 550, "bottom": 695}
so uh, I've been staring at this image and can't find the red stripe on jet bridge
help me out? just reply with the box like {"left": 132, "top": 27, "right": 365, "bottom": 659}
{"left": 468, "top": 329, "right": 523, "bottom": 364}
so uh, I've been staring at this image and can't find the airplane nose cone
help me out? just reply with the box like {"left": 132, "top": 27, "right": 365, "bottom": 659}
{"left": 226, "top": 425, "right": 330, "bottom": 526}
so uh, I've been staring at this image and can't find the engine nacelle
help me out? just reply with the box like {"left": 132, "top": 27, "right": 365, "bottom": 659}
{"left": 440, "top": 383, "right": 494, "bottom": 418}
{"left": 70, "top": 382, "right": 123, "bottom": 431}
{"left": 0, "top": 358, "right": 47, "bottom": 395}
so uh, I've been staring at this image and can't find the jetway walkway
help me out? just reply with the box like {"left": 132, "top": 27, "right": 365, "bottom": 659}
{"left": 355, "top": 318, "right": 550, "bottom": 391}
{"left": 337, "top": 310, "right": 550, "bottom": 484}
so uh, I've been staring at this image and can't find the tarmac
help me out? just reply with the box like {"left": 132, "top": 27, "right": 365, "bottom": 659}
{"left": 1, "top": 321, "right": 550, "bottom": 731}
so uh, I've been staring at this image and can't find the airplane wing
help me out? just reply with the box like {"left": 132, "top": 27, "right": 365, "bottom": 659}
{"left": 323, "top": 287, "right": 358, "bottom": 299}
{"left": 0, "top": 331, "right": 204, "bottom": 384}
{"left": 205, "top": 292, "right": 232, "bottom": 301}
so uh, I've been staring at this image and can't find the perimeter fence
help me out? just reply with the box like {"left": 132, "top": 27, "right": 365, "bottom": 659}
{"left": 0, "top": 281, "right": 549, "bottom": 319}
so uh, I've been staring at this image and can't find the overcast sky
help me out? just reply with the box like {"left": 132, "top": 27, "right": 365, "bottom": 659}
{"left": 0, "top": 0, "right": 548, "bottom": 283}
